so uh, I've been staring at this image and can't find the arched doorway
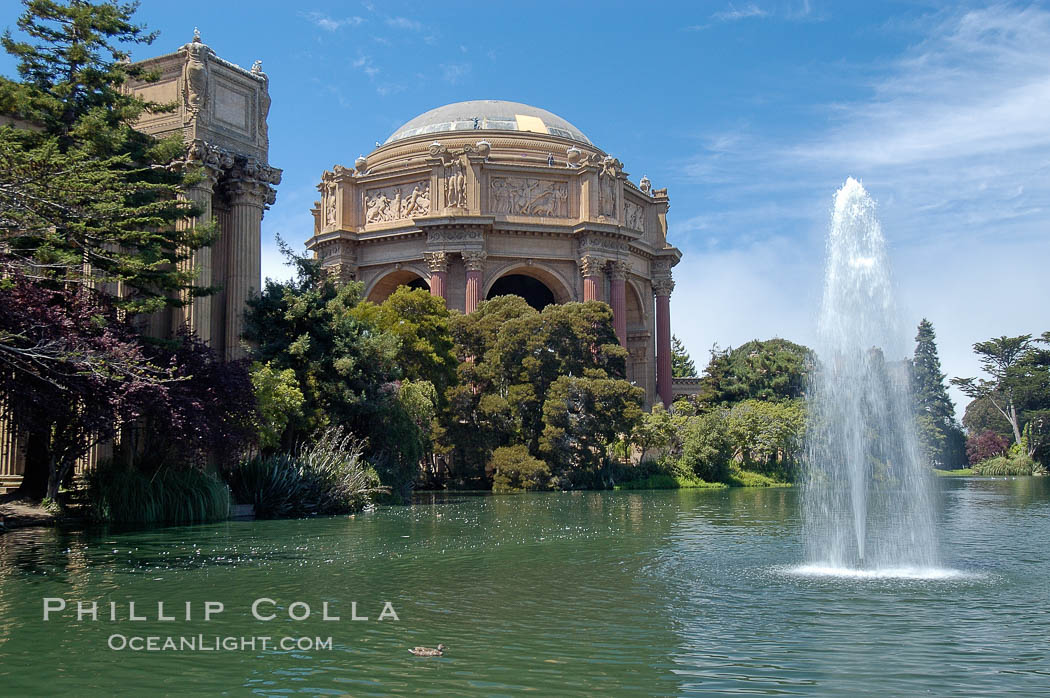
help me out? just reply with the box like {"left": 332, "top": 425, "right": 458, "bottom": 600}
{"left": 486, "top": 274, "right": 555, "bottom": 310}
{"left": 367, "top": 269, "right": 429, "bottom": 303}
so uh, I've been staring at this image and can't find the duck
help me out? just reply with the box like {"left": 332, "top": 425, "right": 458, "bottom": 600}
{"left": 409, "top": 643, "right": 446, "bottom": 657}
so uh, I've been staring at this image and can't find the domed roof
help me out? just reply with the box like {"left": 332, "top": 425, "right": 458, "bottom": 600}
{"left": 384, "top": 100, "right": 591, "bottom": 146}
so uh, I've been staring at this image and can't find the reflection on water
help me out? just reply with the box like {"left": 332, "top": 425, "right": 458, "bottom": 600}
{"left": 0, "top": 478, "right": 1048, "bottom": 695}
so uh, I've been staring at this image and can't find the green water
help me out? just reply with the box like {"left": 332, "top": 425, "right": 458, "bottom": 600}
{"left": 1, "top": 477, "right": 1049, "bottom": 696}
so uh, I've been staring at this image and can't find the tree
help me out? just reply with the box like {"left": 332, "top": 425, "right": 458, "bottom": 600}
{"left": 952, "top": 335, "right": 1033, "bottom": 446}
{"left": 910, "top": 319, "right": 966, "bottom": 468}
{"left": 671, "top": 334, "right": 697, "bottom": 377}
{"left": 698, "top": 338, "right": 812, "bottom": 406}
{"left": 965, "top": 430, "right": 1010, "bottom": 466}
{"left": 243, "top": 252, "right": 427, "bottom": 497}
{"left": 963, "top": 396, "right": 1014, "bottom": 441}
{"left": 0, "top": 277, "right": 170, "bottom": 499}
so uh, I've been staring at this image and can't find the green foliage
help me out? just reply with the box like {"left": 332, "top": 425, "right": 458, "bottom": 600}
{"left": 934, "top": 468, "right": 975, "bottom": 477}
{"left": 725, "top": 467, "right": 791, "bottom": 488}
{"left": 350, "top": 287, "right": 458, "bottom": 404}
{"left": 725, "top": 399, "right": 805, "bottom": 476}
{"left": 963, "top": 397, "right": 1014, "bottom": 440}
{"left": 490, "top": 445, "right": 551, "bottom": 493}
{"left": 539, "top": 375, "right": 644, "bottom": 488}
{"left": 225, "top": 427, "right": 384, "bottom": 518}
{"left": 614, "top": 473, "right": 725, "bottom": 490}
{"left": 251, "top": 362, "right": 305, "bottom": 451}
{"left": 87, "top": 461, "right": 230, "bottom": 524}
{"left": 671, "top": 334, "right": 697, "bottom": 377}
{"left": 678, "top": 410, "right": 734, "bottom": 483}
{"left": 698, "top": 339, "right": 812, "bottom": 407}
{"left": 0, "top": 0, "right": 209, "bottom": 313}
{"left": 911, "top": 319, "right": 966, "bottom": 468}
{"left": 972, "top": 453, "right": 1036, "bottom": 477}
{"left": 441, "top": 297, "right": 640, "bottom": 488}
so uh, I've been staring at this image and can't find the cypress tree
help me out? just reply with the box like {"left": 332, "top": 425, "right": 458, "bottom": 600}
{"left": 911, "top": 319, "right": 966, "bottom": 468}
{"left": 671, "top": 334, "right": 697, "bottom": 378}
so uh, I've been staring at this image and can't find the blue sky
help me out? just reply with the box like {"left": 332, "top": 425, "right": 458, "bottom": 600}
{"left": 3, "top": 0, "right": 1048, "bottom": 415}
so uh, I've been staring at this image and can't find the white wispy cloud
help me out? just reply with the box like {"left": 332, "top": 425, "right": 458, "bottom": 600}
{"left": 386, "top": 16, "right": 423, "bottom": 32}
{"left": 300, "top": 11, "right": 365, "bottom": 32}
{"left": 670, "top": 4, "right": 1050, "bottom": 416}
{"left": 713, "top": 3, "right": 769, "bottom": 22}
{"left": 352, "top": 54, "right": 379, "bottom": 78}
{"left": 440, "top": 62, "right": 471, "bottom": 84}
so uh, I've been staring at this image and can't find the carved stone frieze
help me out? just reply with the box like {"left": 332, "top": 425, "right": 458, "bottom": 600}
{"left": 444, "top": 158, "right": 468, "bottom": 210}
{"left": 579, "top": 234, "right": 629, "bottom": 254}
{"left": 490, "top": 176, "right": 568, "bottom": 217}
{"left": 427, "top": 229, "right": 483, "bottom": 242}
{"left": 578, "top": 254, "right": 606, "bottom": 277}
{"left": 623, "top": 200, "right": 644, "bottom": 231}
{"left": 364, "top": 180, "right": 431, "bottom": 223}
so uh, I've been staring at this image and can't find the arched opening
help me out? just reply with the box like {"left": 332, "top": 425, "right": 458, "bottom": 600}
{"left": 368, "top": 269, "right": 429, "bottom": 303}
{"left": 486, "top": 274, "right": 555, "bottom": 310}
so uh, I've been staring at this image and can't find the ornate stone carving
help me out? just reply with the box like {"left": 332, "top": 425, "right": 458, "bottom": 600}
{"left": 320, "top": 171, "right": 338, "bottom": 228}
{"left": 444, "top": 158, "right": 467, "bottom": 209}
{"left": 639, "top": 176, "right": 652, "bottom": 194}
{"left": 598, "top": 156, "right": 622, "bottom": 219}
{"left": 579, "top": 234, "right": 629, "bottom": 254}
{"left": 608, "top": 260, "right": 630, "bottom": 280}
{"left": 462, "top": 250, "right": 487, "bottom": 271}
{"left": 354, "top": 155, "right": 368, "bottom": 174}
{"left": 490, "top": 177, "right": 569, "bottom": 217}
{"left": 566, "top": 146, "right": 583, "bottom": 168}
{"left": 652, "top": 276, "right": 675, "bottom": 296}
{"left": 226, "top": 157, "right": 282, "bottom": 208}
{"left": 183, "top": 39, "right": 209, "bottom": 121}
{"left": 423, "top": 251, "right": 449, "bottom": 273}
{"left": 175, "top": 139, "right": 234, "bottom": 180}
{"left": 427, "top": 229, "right": 483, "bottom": 242}
{"left": 623, "top": 200, "right": 644, "bottom": 231}
{"left": 579, "top": 254, "right": 606, "bottom": 277}
{"left": 365, "top": 180, "right": 431, "bottom": 224}
{"left": 257, "top": 82, "right": 270, "bottom": 141}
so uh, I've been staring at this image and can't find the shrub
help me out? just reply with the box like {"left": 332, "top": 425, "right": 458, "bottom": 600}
{"left": 678, "top": 410, "right": 733, "bottom": 482}
{"left": 226, "top": 427, "right": 385, "bottom": 518}
{"left": 966, "top": 430, "right": 1011, "bottom": 466}
{"left": 490, "top": 445, "right": 551, "bottom": 493}
{"left": 972, "top": 453, "right": 1035, "bottom": 476}
{"left": 87, "top": 461, "right": 230, "bottom": 524}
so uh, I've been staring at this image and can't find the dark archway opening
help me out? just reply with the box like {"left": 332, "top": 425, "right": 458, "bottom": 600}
{"left": 486, "top": 274, "right": 556, "bottom": 310}
{"left": 405, "top": 278, "right": 428, "bottom": 292}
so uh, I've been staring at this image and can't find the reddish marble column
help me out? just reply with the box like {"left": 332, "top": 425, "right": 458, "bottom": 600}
{"left": 423, "top": 251, "right": 448, "bottom": 301}
{"left": 463, "top": 250, "right": 486, "bottom": 314}
{"left": 654, "top": 277, "right": 675, "bottom": 408}
{"left": 609, "top": 261, "right": 629, "bottom": 347}
{"left": 579, "top": 255, "right": 605, "bottom": 302}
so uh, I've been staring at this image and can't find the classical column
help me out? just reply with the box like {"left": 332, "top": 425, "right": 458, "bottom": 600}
{"left": 653, "top": 276, "right": 675, "bottom": 408}
{"left": 609, "top": 260, "right": 629, "bottom": 347}
{"left": 423, "top": 251, "right": 449, "bottom": 301}
{"left": 462, "top": 250, "right": 487, "bottom": 314}
{"left": 173, "top": 171, "right": 218, "bottom": 343}
{"left": 223, "top": 177, "right": 270, "bottom": 361}
{"left": 580, "top": 254, "right": 605, "bottom": 302}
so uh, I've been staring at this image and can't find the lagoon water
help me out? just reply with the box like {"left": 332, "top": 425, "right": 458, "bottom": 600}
{"left": 1, "top": 478, "right": 1049, "bottom": 696}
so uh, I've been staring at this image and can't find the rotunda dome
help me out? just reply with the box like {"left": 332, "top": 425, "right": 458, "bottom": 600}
{"left": 384, "top": 100, "right": 591, "bottom": 146}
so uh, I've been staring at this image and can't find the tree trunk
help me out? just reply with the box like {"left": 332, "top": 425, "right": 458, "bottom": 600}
{"left": 1008, "top": 404, "right": 1023, "bottom": 446}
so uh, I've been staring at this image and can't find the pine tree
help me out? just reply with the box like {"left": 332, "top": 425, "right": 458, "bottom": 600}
{"left": 0, "top": 0, "right": 208, "bottom": 314}
{"left": 671, "top": 334, "right": 697, "bottom": 378}
{"left": 911, "top": 319, "right": 966, "bottom": 468}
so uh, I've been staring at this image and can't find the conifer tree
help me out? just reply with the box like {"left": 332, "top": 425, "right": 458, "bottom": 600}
{"left": 911, "top": 319, "right": 966, "bottom": 468}
{"left": 0, "top": 0, "right": 207, "bottom": 313}
{"left": 671, "top": 334, "right": 697, "bottom": 378}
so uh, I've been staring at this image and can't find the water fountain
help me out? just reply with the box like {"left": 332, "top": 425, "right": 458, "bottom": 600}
{"left": 800, "top": 178, "right": 940, "bottom": 576}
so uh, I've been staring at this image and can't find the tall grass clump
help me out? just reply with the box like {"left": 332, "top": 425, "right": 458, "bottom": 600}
{"left": 226, "top": 427, "right": 386, "bottom": 518}
{"left": 87, "top": 461, "right": 231, "bottom": 524}
{"left": 972, "top": 453, "right": 1036, "bottom": 476}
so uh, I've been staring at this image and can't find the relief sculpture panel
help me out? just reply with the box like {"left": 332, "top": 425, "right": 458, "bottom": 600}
{"left": 624, "top": 200, "right": 644, "bottom": 231}
{"left": 490, "top": 177, "right": 569, "bottom": 217}
{"left": 365, "top": 180, "right": 431, "bottom": 224}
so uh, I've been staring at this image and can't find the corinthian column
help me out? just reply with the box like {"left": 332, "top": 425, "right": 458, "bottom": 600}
{"left": 462, "top": 250, "right": 487, "bottom": 314}
{"left": 223, "top": 174, "right": 273, "bottom": 360}
{"left": 609, "top": 260, "right": 629, "bottom": 347}
{"left": 653, "top": 276, "right": 675, "bottom": 408}
{"left": 579, "top": 254, "right": 605, "bottom": 302}
{"left": 423, "top": 251, "right": 449, "bottom": 301}
{"left": 173, "top": 171, "right": 218, "bottom": 343}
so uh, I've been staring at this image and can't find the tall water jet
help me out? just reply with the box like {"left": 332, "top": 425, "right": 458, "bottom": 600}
{"left": 802, "top": 178, "right": 939, "bottom": 572}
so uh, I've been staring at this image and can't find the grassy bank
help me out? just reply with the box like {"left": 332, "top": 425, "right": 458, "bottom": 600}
{"left": 934, "top": 468, "right": 976, "bottom": 477}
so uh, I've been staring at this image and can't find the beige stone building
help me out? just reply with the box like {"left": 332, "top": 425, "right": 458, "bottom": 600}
{"left": 0, "top": 33, "right": 279, "bottom": 490}
{"left": 306, "top": 100, "right": 681, "bottom": 408}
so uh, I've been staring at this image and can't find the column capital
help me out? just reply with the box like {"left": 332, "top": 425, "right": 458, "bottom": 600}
{"left": 462, "top": 250, "right": 487, "bottom": 272}
{"left": 423, "top": 250, "right": 449, "bottom": 273}
{"left": 608, "top": 260, "right": 630, "bottom": 280}
{"left": 579, "top": 254, "right": 606, "bottom": 277}
{"left": 652, "top": 276, "right": 675, "bottom": 297}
